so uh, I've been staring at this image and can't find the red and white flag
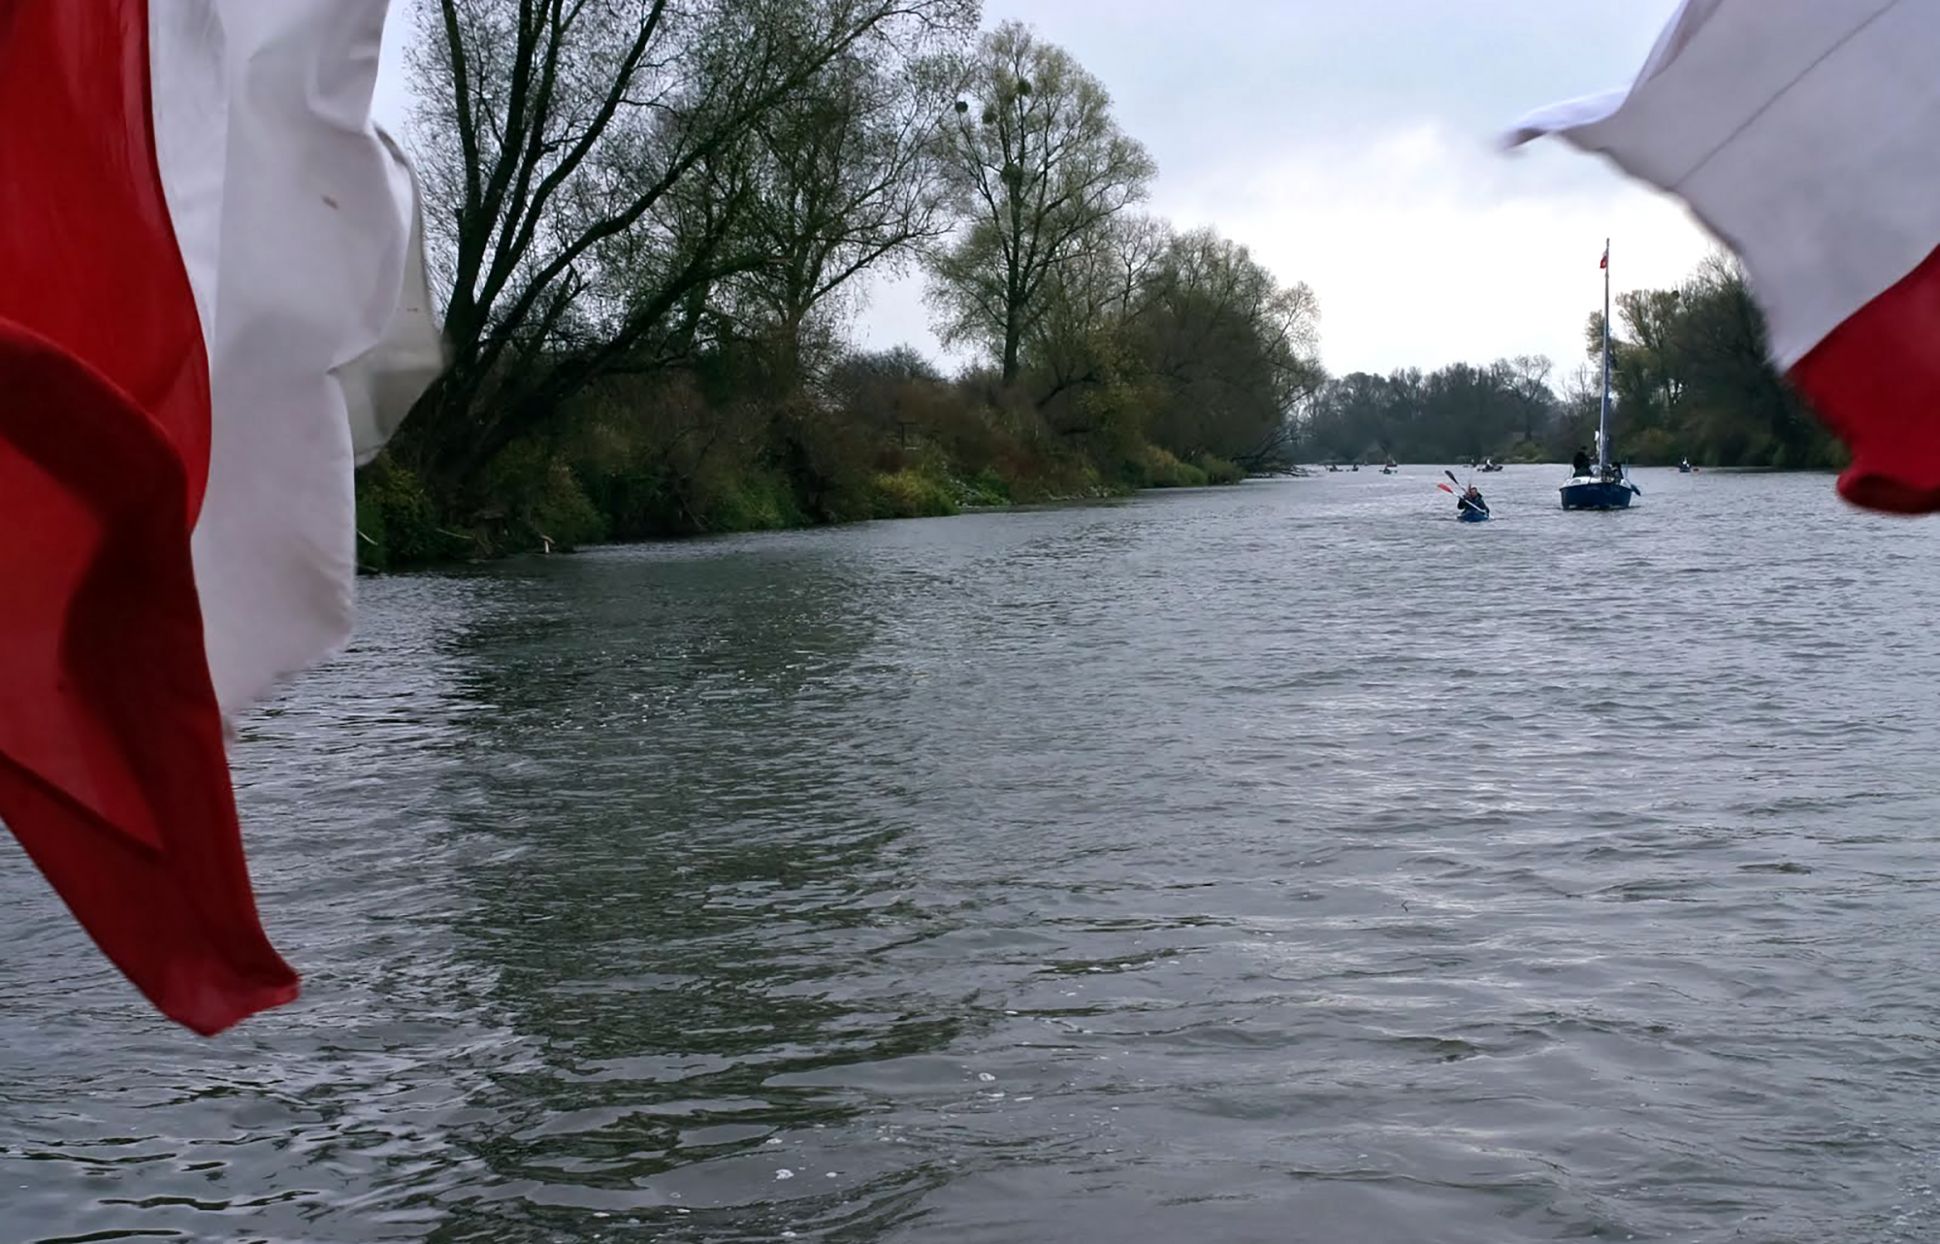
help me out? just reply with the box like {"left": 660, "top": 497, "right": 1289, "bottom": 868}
{"left": 0, "top": 1, "right": 441, "bottom": 1033}
{"left": 1510, "top": 0, "right": 1940, "bottom": 513}
{"left": 1599, "top": 243, "right": 1608, "bottom": 271}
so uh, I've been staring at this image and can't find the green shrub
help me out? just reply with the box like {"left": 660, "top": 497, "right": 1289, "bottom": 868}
{"left": 354, "top": 458, "right": 472, "bottom": 570}
{"left": 478, "top": 440, "right": 608, "bottom": 552}
{"left": 531, "top": 460, "right": 608, "bottom": 549}
{"left": 698, "top": 468, "right": 808, "bottom": 531}
{"left": 1124, "top": 444, "right": 1207, "bottom": 488}
{"left": 363, "top": 352, "right": 1269, "bottom": 568}
{"left": 955, "top": 466, "right": 1012, "bottom": 507}
{"left": 1192, "top": 453, "right": 1245, "bottom": 485}
{"left": 871, "top": 467, "right": 959, "bottom": 518}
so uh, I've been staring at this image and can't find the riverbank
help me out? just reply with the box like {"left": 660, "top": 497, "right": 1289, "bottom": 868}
{"left": 355, "top": 440, "right": 1249, "bottom": 572}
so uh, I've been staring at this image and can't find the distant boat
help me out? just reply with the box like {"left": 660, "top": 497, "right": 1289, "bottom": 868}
{"left": 1562, "top": 239, "right": 1643, "bottom": 511}
{"left": 1479, "top": 458, "right": 1504, "bottom": 473}
{"left": 1678, "top": 458, "right": 1693, "bottom": 473}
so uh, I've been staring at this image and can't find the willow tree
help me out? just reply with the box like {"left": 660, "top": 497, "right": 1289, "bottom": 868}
{"left": 396, "top": 0, "right": 978, "bottom": 498}
{"left": 1136, "top": 229, "right": 1323, "bottom": 465}
{"left": 1026, "top": 213, "right": 1173, "bottom": 409}
{"left": 1672, "top": 255, "right": 1830, "bottom": 466}
{"left": 718, "top": 45, "right": 965, "bottom": 391}
{"left": 926, "top": 21, "right": 1154, "bottom": 384}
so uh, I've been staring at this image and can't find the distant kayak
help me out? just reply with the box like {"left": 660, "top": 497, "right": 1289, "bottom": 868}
{"left": 1443, "top": 471, "right": 1492, "bottom": 522}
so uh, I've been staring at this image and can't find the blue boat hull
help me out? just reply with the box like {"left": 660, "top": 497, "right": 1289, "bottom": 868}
{"left": 1457, "top": 508, "right": 1490, "bottom": 522}
{"left": 1560, "top": 478, "right": 1638, "bottom": 510}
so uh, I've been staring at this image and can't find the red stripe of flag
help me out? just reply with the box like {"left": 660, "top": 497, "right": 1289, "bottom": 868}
{"left": 0, "top": 1, "right": 297, "bottom": 1033}
{"left": 1791, "top": 243, "right": 1940, "bottom": 513}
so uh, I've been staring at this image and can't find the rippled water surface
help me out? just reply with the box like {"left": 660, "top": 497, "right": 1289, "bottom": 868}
{"left": 6, "top": 467, "right": 1940, "bottom": 1243}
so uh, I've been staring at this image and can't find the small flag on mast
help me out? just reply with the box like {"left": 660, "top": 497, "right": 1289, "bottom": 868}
{"left": 1599, "top": 243, "right": 1609, "bottom": 270}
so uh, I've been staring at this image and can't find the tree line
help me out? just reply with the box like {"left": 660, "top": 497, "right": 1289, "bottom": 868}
{"left": 361, "top": 0, "right": 1323, "bottom": 566}
{"left": 1301, "top": 255, "right": 1844, "bottom": 469}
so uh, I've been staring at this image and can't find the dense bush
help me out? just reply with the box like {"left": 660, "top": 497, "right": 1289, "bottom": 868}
{"left": 357, "top": 352, "right": 1258, "bottom": 567}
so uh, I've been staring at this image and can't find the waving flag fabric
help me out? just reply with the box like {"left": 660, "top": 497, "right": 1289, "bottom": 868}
{"left": 1509, "top": 0, "right": 1940, "bottom": 513}
{"left": 0, "top": 0, "right": 440, "bottom": 1034}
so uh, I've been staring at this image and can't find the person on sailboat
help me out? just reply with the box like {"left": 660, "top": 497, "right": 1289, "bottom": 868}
{"left": 1572, "top": 447, "right": 1592, "bottom": 476}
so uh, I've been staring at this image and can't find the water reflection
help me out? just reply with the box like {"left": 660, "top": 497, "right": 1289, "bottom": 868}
{"left": 424, "top": 540, "right": 973, "bottom": 1239}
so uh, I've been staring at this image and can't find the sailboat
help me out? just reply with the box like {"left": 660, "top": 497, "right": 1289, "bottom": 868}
{"left": 1561, "top": 238, "right": 1643, "bottom": 511}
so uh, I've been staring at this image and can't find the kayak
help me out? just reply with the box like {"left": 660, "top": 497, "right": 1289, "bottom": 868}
{"left": 1457, "top": 507, "right": 1491, "bottom": 522}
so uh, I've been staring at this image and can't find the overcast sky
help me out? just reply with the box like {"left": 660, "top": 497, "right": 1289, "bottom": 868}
{"left": 371, "top": 1, "right": 1713, "bottom": 384}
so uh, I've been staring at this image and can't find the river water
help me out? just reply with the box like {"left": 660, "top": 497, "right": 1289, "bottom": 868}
{"left": 5, "top": 466, "right": 1940, "bottom": 1243}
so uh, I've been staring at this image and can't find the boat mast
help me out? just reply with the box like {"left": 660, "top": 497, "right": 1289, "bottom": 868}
{"left": 1599, "top": 237, "right": 1611, "bottom": 473}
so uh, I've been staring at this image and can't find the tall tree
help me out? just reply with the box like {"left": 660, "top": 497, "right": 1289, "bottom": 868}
{"left": 1025, "top": 213, "right": 1173, "bottom": 409}
{"left": 1671, "top": 255, "right": 1830, "bottom": 466}
{"left": 1501, "top": 354, "right": 1556, "bottom": 445}
{"left": 1304, "top": 360, "right": 1549, "bottom": 463}
{"left": 722, "top": 40, "right": 965, "bottom": 390}
{"left": 926, "top": 21, "right": 1154, "bottom": 383}
{"left": 398, "top": 0, "right": 978, "bottom": 496}
{"left": 1612, "top": 287, "right": 1687, "bottom": 432}
{"left": 1138, "top": 229, "right": 1323, "bottom": 464}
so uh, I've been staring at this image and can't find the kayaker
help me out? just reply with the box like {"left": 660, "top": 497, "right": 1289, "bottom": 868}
{"left": 1458, "top": 484, "right": 1488, "bottom": 516}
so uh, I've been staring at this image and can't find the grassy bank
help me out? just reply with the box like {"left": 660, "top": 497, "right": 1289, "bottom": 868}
{"left": 358, "top": 369, "right": 1249, "bottom": 572}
